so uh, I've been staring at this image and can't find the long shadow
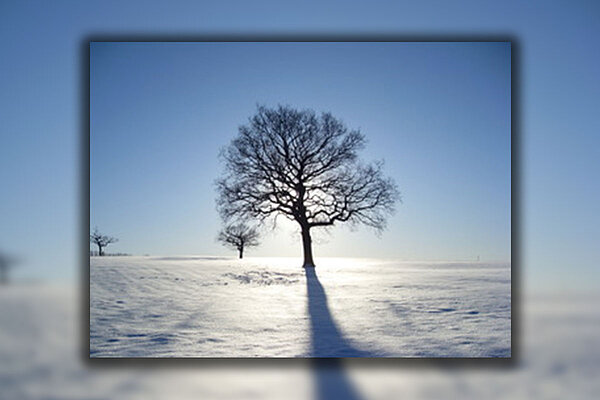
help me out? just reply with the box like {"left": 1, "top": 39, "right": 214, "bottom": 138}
{"left": 305, "top": 267, "right": 374, "bottom": 357}
{"left": 305, "top": 267, "right": 371, "bottom": 400}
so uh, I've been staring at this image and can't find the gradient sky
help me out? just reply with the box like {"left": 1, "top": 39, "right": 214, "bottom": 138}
{"left": 1, "top": 1, "right": 598, "bottom": 291}
{"left": 90, "top": 42, "right": 511, "bottom": 262}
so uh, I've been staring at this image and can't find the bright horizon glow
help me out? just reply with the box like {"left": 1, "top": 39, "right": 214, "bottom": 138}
{"left": 90, "top": 42, "right": 511, "bottom": 263}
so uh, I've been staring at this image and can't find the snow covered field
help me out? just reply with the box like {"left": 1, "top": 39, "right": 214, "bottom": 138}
{"left": 90, "top": 256, "right": 510, "bottom": 358}
{"left": 2, "top": 282, "right": 598, "bottom": 400}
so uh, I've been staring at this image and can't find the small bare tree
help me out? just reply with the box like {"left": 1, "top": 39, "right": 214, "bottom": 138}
{"left": 90, "top": 227, "right": 118, "bottom": 256}
{"left": 218, "top": 223, "right": 260, "bottom": 259}
{"left": 216, "top": 105, "right": 399, "bottom": 267}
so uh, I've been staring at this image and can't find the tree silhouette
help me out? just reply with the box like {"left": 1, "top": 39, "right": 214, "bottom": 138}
{"left": 90, "top": 227, "right": 118, "bottom": 256}
{"left": 218, "top": 223, "right": 260, "bottom": 259}
{"left": 216, "top": 105, "right": 399, "bottom": 267}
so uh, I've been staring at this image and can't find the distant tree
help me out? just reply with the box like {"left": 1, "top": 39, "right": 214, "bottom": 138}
{"left": 216, "top": 105, "right": 399, "bottom": 267}
{"left": 218, "top": 223, "right": 260, "bottom": 259}
{"left": 0, "top": 253, "right": 16, "bottom": 285}
{"left": 90, "top": 227, "right": 118, "bottom": 256}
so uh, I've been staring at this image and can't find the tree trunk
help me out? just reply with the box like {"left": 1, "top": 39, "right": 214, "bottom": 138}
{"left": 98, "top": 244, "right": 104, "bottom": 256}
{"left": 238, "top": 246, "right": 243, "bottom": 259}
{"left": 301, "top": 227, "right": 315, "bottom": 267}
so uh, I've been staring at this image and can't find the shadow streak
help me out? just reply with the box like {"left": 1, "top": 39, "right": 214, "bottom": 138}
{"left": 312, "top": 359, "right": 362, "bottom": 400}
{"left": 306, "top": 267, "right": 371, "bottom": 399}
{"left": 305, "top": 267, "right": 373, "bottom": 357}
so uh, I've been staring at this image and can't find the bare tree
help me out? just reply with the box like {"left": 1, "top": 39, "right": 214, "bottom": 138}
{"left": 218, "top": 223, "right": 260, "bottom": 259}
{"left": 216, "top": 105, "right": 399, "bottom": 267}
{"left": 90, "top": 227, "right": 118, "bottom": 256}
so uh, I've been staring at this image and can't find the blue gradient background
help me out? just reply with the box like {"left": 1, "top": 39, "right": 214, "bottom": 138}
{"left": 0, "top": 2, "right": 598, "bottom": 289}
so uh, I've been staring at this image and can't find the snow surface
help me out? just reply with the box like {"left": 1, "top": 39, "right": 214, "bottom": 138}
{"left": 2, "top": 282, "right": 599, "bottom": 399}
{"left": 90, "top": 256, "right": 510, "bottom": 357}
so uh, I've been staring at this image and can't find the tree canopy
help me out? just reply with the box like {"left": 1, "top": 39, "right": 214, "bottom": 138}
{"left": 216, "top": 105, "right": 399, "bottom": 266}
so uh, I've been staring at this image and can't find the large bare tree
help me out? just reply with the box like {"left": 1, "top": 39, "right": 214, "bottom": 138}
{"left": 90, "top": 227, "right": 118, "bottom": 256}
{"left": 216, "top": 105, "right": 399, "bottom": 267}
{"left": 218, "top": 223, "right": 260, "bottom": 259}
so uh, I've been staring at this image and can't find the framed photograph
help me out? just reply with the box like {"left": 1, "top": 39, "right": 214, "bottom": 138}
{"left": 90, "top": 41, "right": 511, "bottom": 358}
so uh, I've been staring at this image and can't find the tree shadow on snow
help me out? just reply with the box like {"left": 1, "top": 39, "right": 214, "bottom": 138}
{"left": 311, "top": 359, "right": 363, "bottom": 400}
{"left": 305, "top": 267, "right": 373, "bottom": 357}
{"left": 305, "top": 267, "right": 372, "bottom": 400}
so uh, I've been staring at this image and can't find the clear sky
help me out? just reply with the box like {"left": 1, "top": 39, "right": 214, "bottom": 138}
{"left": 90, "top": 42, "right": 511, "bottom": 262}
{"left": 1, "top": 1, "right": 598, "bottom": 291}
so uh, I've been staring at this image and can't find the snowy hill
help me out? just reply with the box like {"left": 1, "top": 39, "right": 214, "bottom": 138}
{"left": 90, "top": 256, "right": 510, "bottom": 358}
{"left": 2, "top": 281, "right": 599, "bottom": 399}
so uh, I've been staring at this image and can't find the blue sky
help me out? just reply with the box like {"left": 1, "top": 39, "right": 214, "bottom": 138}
{"left": 91, "top": 42, "right": 510, "bottom": 262}
{"left": 1, "top": 1, "right": 598, "bottom": 291}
